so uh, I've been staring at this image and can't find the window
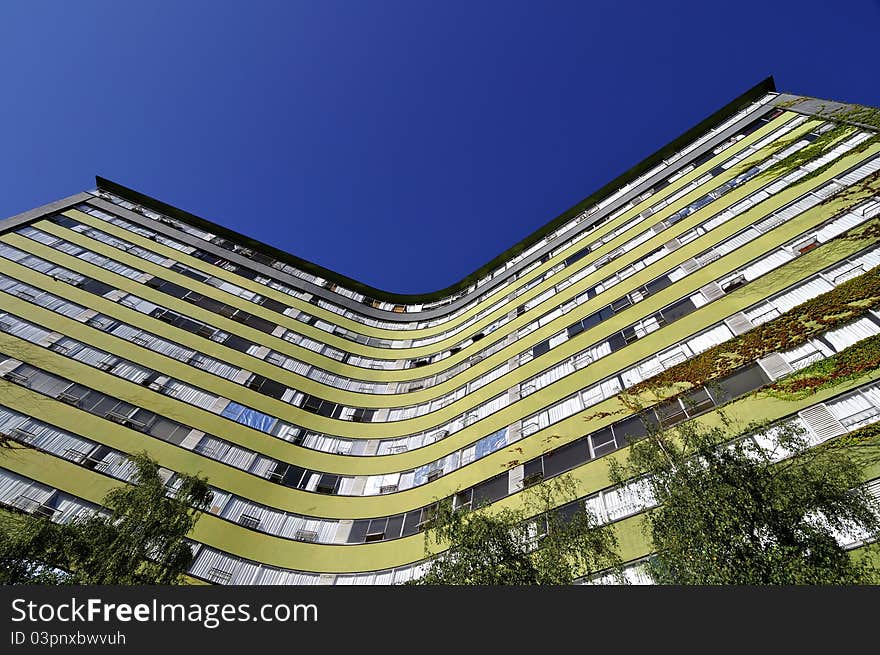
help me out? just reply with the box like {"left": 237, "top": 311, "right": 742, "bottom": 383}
{"left": 260, "top": 297, "right": 288, "bottom": 313}
{"left": 453, "top": 489, "right": 473, "bottom": 512}
{"left": 417, "top": 504, "right": 440, "bottom": 531}
{"left": 472, "top": 474, "right": 508, "bottom": 505}
{"left": 542, "top": 438, "right": 589, "bottom": 477}
{"left": 683, "top": 387, "right": 714, "bottom": 415}
{"left": 315, "top": 475, "right": 338, "bottom": 495}
{"left": 714, "top": 364, "right": 770, "bottom": 402}
{"left": 207, "top": 568, "right": 233, "bottom": 584}
{"left": 350, "top": 408, "right": 375, "bottom": 423}
{"left": 606, "top": 332, "right": 627, "bottom": 352}
{"left": 567, "top": 322, "right": 585, "bottom": 338}
{"left": 347, "top": 520, "right": 370, "bottom": 544}
{"left": 532, "top": 340, "right": 550, "bottom": 358}
{"left": 610, "top": 296, "right": 632, "bottom": 313}
{"left": 655, "top": 399, "right": 687, "bottom": 425}
{"left": 721, "top": 274, "right": 747, "bottom": 293}
{"left": 613, "top": 414, "right": 654, "bottom": 443}
{"left": 385, "top": 514, "right": 404, "bottom": 540}
{"left": 365, "top": 518, "right": 387, "bottom": 542}
{"left": 661, "top": 298, "right": 696, "bottom": 323}
{"left": 238, "top": 513, "right": 261, "bottom": 530}
{"left": 590, "top": 427, "right": 617, "bottom": 458}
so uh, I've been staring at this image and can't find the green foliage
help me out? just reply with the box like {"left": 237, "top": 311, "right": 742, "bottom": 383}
{"left": 0, "top": 452, "right": 211, "bottom": 585}
{"left": 768, "top": 333, "right": 880, "bottom": 400}
{"left": 410, "top": 476, "right": 623, "bottom": 585}
{"left": 610, "top": 414, "right": 880, "bottom": 584}
{"left": 627, "top": 247, "right": 880, "bottom": 401}
{"left": 831, "top": 105, "right": 880, "bottom": 131}
{"left": 758, "top": 123, "right": 855, "bottom": 181}
{"left": 775, "top": 96, "right": 807, "bottom": 110}
{"left": 752, "top": 113, "right": 879, "bottom": 192}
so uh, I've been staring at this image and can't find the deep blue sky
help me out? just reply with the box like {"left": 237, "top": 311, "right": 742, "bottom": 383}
{"left": 2, "top": 1, "right": 879, "bottom": 294}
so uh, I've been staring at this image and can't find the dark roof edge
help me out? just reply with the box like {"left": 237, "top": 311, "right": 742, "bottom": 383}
{"left": 96, "top": 76, "right": 777, "bottom": 304}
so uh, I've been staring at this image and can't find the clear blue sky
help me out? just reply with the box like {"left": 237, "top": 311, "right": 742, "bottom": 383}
{"left": 2, "top": 1, "right": 879, "bottom": 293}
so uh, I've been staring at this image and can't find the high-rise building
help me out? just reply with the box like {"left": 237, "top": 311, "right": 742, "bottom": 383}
{"left": 2, "top": 77, "right": 880, "bottom": 585}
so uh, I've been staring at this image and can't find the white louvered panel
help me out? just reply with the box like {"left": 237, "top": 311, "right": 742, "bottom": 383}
{"left": 798, "top": 403, "right": 847, "bottom": 443}
{"left": 728, "top": 198, "right": 753, "bottom": 216}
{"left": 717, "top": 227, "right": 760, "bottom": 255}
{"left": 781, "top": 343, "right": 825, "bottom": 371}
{"left": 854, "top": 198, "right": 880, "bottom": 219}
{"left": 857, "top": 386, "right": 880, "bottom": 421}
{"left": 686, "top": 324, "right": 733, "bottom": 354}
{"left": 695, "top": 250, "right": 721, "bottom": 267}
{"left": 756, "top": 352, "right": 794, "bottom": 381}
{"left": 764, "top": 178, "right": 791, "bottom": 196}
{"left": 816, "top": 210, "right": 871, "bottom": 242}
{"left": 623, "top": 563, "right": 654, "bottom": 586}
{"left": 703, "top": 209, "right": 735, "bottom": 231}
{"left": 744, "top": 302, "right": 778, "bottom": 327}
{"left": 581, "top": 383, "right": 604, "bottom": 408}
{"left": 811, "top": 180, "right": 845, "bottom": 200}
{"left": 229, "top": 560, "right": 262, "bottom": 585}
{"left": 755, "top": 211, "right": 787, "bottom": 233}
{"left": 789, "top": 195, "right": 821, "bottom": 218}
{"left": 508, "top": 465, "right": 524, "bottom": 494}
{"left": 773, "top": 139, "right": 809, "bottom": 162}
{"left": 634, "top": 315, "right": 661, "bottom": 338}
{"left": 749, "top": 189, "right": 770, "bottom": 205}
{"left": 845, "top": 132, "right": 872, "bottom": 148}
{"left": 773, "top": 202, "right": 804, "bottom": 223}
{"left": 743, "top": 250, "right": 794, "bottom": 281}
{"left": 827, "top": 393, "right": 877, "bottom": 429}
{"left": 824, "top": 317, "right": 880, "bottom": 352}
{"left": 679, "top": 258, "right": 699, "bottom": 274}
{"left": 547, "top": 396, "right": 581, "bottom": 424}
{"left": 373, "top": 571, "right": 394, "bottom": 585}
{"left": 833, "top": 515, "right": 875, "bottom": 549}
{"left": 689, "top": 228, "right": 717, "bottom": 250}
{"left": 770, "top": 277, "right": 833, "bottom": 313}
{"left": 600, "top": 377, "right": 622, "bottom": 401}
{"left": 867, "top": 478, "right": 880, "bottom": 501}
{"left": 621, "top": 360, "right": 654, "bottom": 388}
{"left": 658, "top": 345, "right": 688, "bottom": 368}
{"left": 849, "top": 246, "right": 880, "bottom": 274}
{"left": 724, "top": 311, "right": 754, "bottom": 336}
{"left": 699, "top": 281, "right": 724, "bottom": 302}
{"left": 627, "top": 230, "right": 654, "bottom": 250}
{"left": 54, "top": 497, "right": 96, "bottom": 525}
{"left": 0, "top": 470, "right": 53, "bottom": 506}
{"left": 859, "top": 156, "right": 880, "bottom": 176}
{"left": 584, "top": 494, "right": 606, "bottom": 522}
{"left": 839, "top": 165, "right": 872, "bottom": 186}
{"left": 751, "top": 417, "right": 804, "bottom": 461}
{"left": 823, "top": 260, "right": 867, "bottom": 285}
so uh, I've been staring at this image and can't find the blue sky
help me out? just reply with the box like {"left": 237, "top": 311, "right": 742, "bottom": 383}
{"left": 2, "top": 1, "right": 879, "bottom": 293}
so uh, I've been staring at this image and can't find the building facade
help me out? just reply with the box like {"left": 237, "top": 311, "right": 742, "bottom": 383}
{"left": 2, "top": 78, "right": 880, "bottom": 584}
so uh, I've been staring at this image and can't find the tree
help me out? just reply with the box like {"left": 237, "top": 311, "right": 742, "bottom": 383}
{"left": 610, "top": 411, "right": 880, "bottom": 584}
{"left": 0, "top": 451, "right": 211, "bottom": 584}
{"left": 409, "top": 475, "right": 624, "bottom": 585}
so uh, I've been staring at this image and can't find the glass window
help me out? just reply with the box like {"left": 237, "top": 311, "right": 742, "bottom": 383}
{"left": 472, "top": 474, "right": 508, "bottom": 505}
{"left": 590, "top": 427, "right": 617, "bottom": 458}
{"left": 542, "top": 438, "right": 589, "bottom": 477}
